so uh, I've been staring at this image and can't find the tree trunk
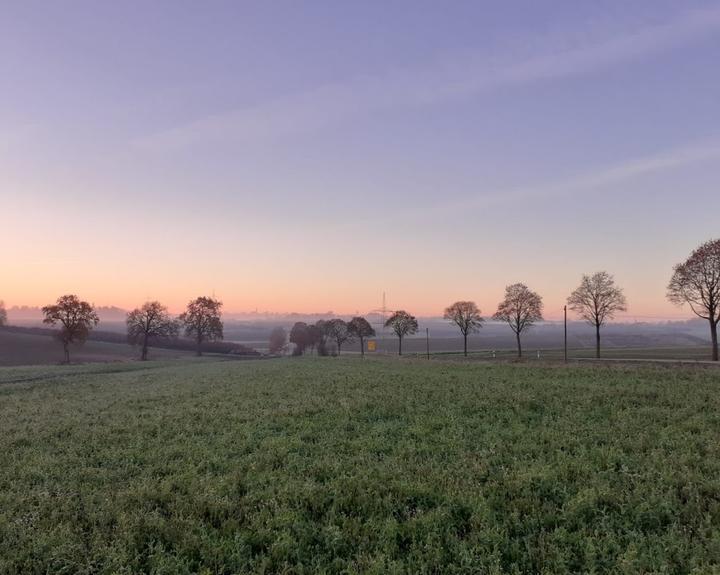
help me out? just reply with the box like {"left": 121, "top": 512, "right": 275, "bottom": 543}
{"left": 63, "top": 341, "right": 70, "bottom": 364}
{"left": 710, "top": 320, "right": 718, "bottom": 361}
{"left": 595, "top": 323, "right": 601, "bottom": 359}
{"left": 516, "top": 332, "right": 522, "bottom": 358}
{"left": 197, "top": 333, "right": 203, "bottom": 356}
{"left": 398, "top": 336, "right": 403, "bottom": 356}
{"left": 360, "top": 337, "right": 365, "bottom": 358}
{"left": 141, "top": 334, "right": 149, "bottom": 361}
{"left": 337, "top": 341, "right": 342, "bottom": 356}
{"left": 463, "top": 333, "right": 467, "bottom": 357}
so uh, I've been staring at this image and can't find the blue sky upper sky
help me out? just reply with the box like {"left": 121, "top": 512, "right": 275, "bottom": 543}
{"left": 2, "top": 1, "right": 720, "bottom": 318}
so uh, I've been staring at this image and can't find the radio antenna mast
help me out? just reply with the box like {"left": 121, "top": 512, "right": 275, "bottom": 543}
{"left": 370, "top": 292, "right": 391, "bottom": 353}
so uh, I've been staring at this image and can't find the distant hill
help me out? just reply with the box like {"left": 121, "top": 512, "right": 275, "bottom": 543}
{"left": 0, "top": 329, "right": 190, "bottom": 366}
{"left": 0, "top": 325, "right": 260, "bottom": 366}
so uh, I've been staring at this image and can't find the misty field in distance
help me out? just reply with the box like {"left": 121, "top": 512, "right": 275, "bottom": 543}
{"left": 1, "top": 358, "right": 719, "bottom": 574}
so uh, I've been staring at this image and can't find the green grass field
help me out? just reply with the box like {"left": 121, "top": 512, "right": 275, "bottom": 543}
{"left": 1, "top": 358, "right": 719, "bottom": 574}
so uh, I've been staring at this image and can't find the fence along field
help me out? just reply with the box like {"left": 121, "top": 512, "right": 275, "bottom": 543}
{"left": 1, "top": 357, "right": 720, "bottom": 573}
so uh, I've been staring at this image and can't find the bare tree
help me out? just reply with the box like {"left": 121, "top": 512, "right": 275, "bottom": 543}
{"left": 567, "top": 272, "right": 627, "bottom": 358}
{"left": 179, "top": 296, "right": 223, "bottom": 356}
{"left": 493, "top": 283, "right": 543, "bottom": 358}
{"left": 443, "top": 301, "right": 483, "bottom": 357}
{"left": 324, "top": 318, "right": 353, "bottom": 355}
{"left": 0, "top": 300, "right": 6, "bottom": 327}
{"left": 668, "top": 238, "right": 720, "bottom": 361}
{"left": 268, "top": 326, "right": 287, "bottom": 355}
{"left": 385, "top": 310, "right": 418, "bottom": 356}
{"left": 41, "top": 294, "right": 99, "bottom": 363}
{"left": 348, "top": 316, "right": 376, "bottom": 358}
{"left": 126, "top": 301, "right": 179, "bottom": 361}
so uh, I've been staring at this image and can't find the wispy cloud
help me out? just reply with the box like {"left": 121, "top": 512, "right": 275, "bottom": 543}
{"left": 465, "top": 140, "right": 720, "bottom": 206}
{"left": 136, "top": 7, "right": 720, "bottom": 151}
{"left": 400, "top": 139, "right": 720, "bottom": 225}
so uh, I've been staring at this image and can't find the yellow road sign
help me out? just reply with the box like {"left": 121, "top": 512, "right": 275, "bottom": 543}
{"left": 367, "top": 340, "right": 377, "bottom": 352}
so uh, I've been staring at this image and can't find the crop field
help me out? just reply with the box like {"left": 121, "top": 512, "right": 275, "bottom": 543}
{"left": 1, "top": 358, "right": 720, "bottom": 574}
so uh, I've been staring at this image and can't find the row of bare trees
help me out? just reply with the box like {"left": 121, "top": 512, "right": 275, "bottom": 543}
{"left": 440, "top": 275, "right": 623, "bottom": 360}
{"left": 438, "top": 239, "right": 720, "bottom": 360}
{"left": 125, "top": 298, "right": 223, "bottom": 360}
{"left": 280, "top": 276, "right": 607, "bottom": 359}
{"left": 285, "top": 237, "right": 717, "bottom": 361}
{"left": 282, "top": 312, "right": 425, "bottom": 357}
{"left": 562, "top": 239, "right": 720, "bottom": 362}
{"left": 39, "top": 295, "right": 224, "bottom": 363}
{"left": 329, "top": 274, "right": 622, "bottom": 360}
{"left": 442, "top": 282, "right": 547, "bottom": 359}
{"left": 270, "top": 276, "right": 623, "bottom": 359}
{"left": 15, "top": 238, "right": 720, "bottom": 362}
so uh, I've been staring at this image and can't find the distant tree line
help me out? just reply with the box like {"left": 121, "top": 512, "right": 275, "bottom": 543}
{"left": 12, "top": 237, "right": 720, "bottom": 363}
{"left": 283, "top": 317, "right": 377, "bottom": 358}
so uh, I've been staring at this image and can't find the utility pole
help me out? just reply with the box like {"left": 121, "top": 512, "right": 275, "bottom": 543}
{"left": 380, "top": 291, "right": 386, "bottom": 354}
{"left": 426, "top": 327, "right": 430, "bottom": 360}
{"left": 382, "top": 292, "right": 386, "bottom": 354}
{"left": 564, "top": 305, "right": 568, "bottom": 363}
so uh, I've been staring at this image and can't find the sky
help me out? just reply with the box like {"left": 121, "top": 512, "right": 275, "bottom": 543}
{"left": 2, "top": 0, "right": 720, "bottom": 320}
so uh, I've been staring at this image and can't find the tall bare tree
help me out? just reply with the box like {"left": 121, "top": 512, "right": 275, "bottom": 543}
{"left": 126, "top": 301, "right": 179, "bottom": 361}
{"left": 41, "top": 294, "right": 99, "bottom": 363}
{"left": 0, "top": 300, "right": 6, "bottom": 327}
{"left": 324, "top": 318, "right": 353, "bottom": 355}
{"left": 567, "top": 272, "right": 627, "bottom": 358}
{"left": 348, "top": 316, "right": 376, "bottom": 358}
{"left": 493, "top": 283, "right": 543, "bottom": 358}
{"left": 179, "top": 296, "right": 223, "bottom": 356}
{"left": 668, "top": 238, "right": 720, "bottom": 361}
{"left": 443, "top": 301, "right": 483, "bottom": 357}
{"left": 385, "top": 310, "right": 418, "bottom": 356}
